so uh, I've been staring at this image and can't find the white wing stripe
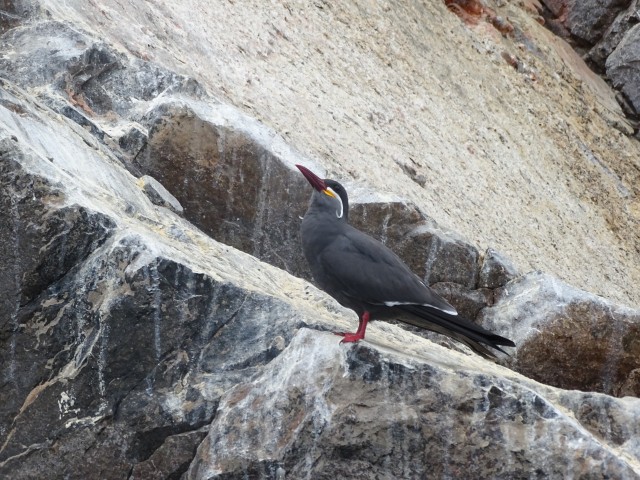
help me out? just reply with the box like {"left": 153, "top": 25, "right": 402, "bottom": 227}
{"left": 383, "top": 301, "right": 458, "bottom": 315}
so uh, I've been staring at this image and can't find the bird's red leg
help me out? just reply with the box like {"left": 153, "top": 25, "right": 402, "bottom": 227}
{"left": 333, "top": 314, "right": 363, "bottom": 337}
{"left": 337, "top": 311, "right": 370, "bottom": 344}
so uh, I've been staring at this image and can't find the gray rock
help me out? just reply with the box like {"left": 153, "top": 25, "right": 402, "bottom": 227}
{"left": 118, "top": 124, "right": 148, "bottom": 159}
{"left": 478, "top": 247, "right": 519, "bottom": 289}
{"left": 565, "top": 0, "right": 631, "bottom": 45}
{"left": 540, "top": 0, "right": 630, "bottom": 45}
{"left": 588, "top": 0, "right": 640, "bottom": 70}
{"left": 139, "top": 174, "right": 184, "bottom": 214}
{"left": 0, "top": 0, "right": 37, "bottom": 34}
{"left": 187, "top": 328, "right": 640, "bottom": 479}
{"left": 129, "top": 429, "right": 209, "bottom": 480}
{"left": 0, "top": 149, "right": 116, "bottom": 315}
{"left": 0, "top": 231, "right": 320, "bottom": 479}
{"left": 606, "top": 23, "right": 640, "bottom": 114}
{"left": 480, "top": 272, "right": 640, "bottom": 396}
{"left": 0, "top": 20, "right": 204, "bottom": 138}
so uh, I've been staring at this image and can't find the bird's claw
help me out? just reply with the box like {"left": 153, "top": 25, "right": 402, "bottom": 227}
{"left": 339, "top": 333, "right": 363, "bottom": 344}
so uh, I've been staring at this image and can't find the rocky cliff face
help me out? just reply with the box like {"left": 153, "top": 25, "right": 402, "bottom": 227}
{"left": 2, "top": 0, "right": 640, "bottom": 479}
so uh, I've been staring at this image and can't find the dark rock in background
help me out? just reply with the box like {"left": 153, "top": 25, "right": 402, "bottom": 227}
{"left": 135, "top": 100, "right": 313, "bottom": 279}
{"left": 118, "top": 124, "right": 148, "bottom": 160}
{"left": 478, "top": 247, "right": 519, "bottom": 289}
{"left": 539, "top": 0, "right": 640, "bottom": 118}
{"left": 588, "top": 0, "right": 640, "bottom": 71}
{"left": 540, "top": 0, "right": 631, "bottom": 47}
{"left": 606, "top": 24, "right": 640, "bottom": 116}
{"left": 481, "top": 272, "right": 640, "bottom": 397}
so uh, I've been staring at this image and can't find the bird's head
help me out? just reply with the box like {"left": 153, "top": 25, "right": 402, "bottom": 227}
{"left": 296, "top": 164, "right": 349, "bottom": 221}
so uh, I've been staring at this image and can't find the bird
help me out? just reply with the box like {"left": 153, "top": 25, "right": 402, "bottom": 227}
{"left": 296, "top": 164, "right": 515, "bottom": 359}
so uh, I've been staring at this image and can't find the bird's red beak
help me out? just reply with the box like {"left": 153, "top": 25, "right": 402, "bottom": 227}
{"left": 296, "top": 164, "right": 327, "bottom": 192}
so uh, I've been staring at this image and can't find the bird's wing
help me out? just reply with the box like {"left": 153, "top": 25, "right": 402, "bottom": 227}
{"left": 318, "top": 226, "right": 457, "bottom": 314}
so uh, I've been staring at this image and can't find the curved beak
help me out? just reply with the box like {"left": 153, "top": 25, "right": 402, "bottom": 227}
{"left": 296, "top": 164, "right": 327, "bottom": 192}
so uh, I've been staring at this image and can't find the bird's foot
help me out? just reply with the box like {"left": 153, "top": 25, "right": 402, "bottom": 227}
{"left": 339, "top": 332, "right": 364, "bottom": 344}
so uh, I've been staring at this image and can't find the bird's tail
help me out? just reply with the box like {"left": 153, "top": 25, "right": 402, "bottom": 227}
{"left": 396, "top": 304, "right": 515, "bottom": 359}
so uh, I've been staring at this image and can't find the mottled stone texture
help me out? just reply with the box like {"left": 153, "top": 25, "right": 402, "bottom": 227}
{"left": 0, "top": 0, "right": 34, "bottom": 34}
{"left": 478, "top": 247, "right": 519, "bottom": 289}
{"left": 0, "top": 152, "right": 115, "bottom": 319}
{"left": 188, "top": 330, "right": 640, "bottom": 480}
{"left": 139, "top": 175, "right": 184, "bottom": 214}
{"left": 0, "top": 227, "right": 304, "bottom": 479}
{"left": 539, "top": 0, "right": 640, "bottom": 114}
{"left": 481, "top": 272, "right": 640, "bottom": 397}
{"left": 540, "top": 0, "right": 631, "bottom": 45}
{"left": 589, "top": 0, "right": 640, "bottom": 70}
{"left": 607, "top": 24, "right": 640, "bottom": 115}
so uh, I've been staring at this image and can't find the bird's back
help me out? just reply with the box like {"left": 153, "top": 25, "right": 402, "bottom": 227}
{"left": 301, "top": 213, "right": 456, "bottom": 316}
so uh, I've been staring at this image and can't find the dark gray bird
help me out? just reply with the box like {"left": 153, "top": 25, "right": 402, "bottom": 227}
{"left": 296, "top": 164, "right": 515, "bottom": 359}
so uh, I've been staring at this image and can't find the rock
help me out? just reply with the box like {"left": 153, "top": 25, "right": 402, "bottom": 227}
{"left": 187, "top": 329, "right": 640, "bottom": 479}
{"left": 0, "top": 232, "right": 330, "bottom": 479}
{"left": 0, "top": 147, "right": 116, "bottom": 314}
{"left": 588, "top": 0, "right": 640, "bottom": 71}
{"left": 139, "top": 175, "right": 184, "bottom": 214}
{"left": 606, "top": 23, "right": 640, "bottom": 115}
{"left": 129, "top": 429, "right": 209, "bottom": 480}
{"left": 0, "top": 0, "right": 35, "bottom": 34}
{"left": 402, "top": 225, "right": 480, "bottom": 289}
{"left": 135, "top": 100, "right": 315, "bottom": 279}
{"left": 4, "top": 65, "right": 640, "bottom": 477}
{"left": 0, "top": 82, "right": 339, "bottom": 477}
{"left": 538, "top": 0, "right": 640, "bottom": 116}
{"left": 540, "top": 0, "right": 630, "bottom": 45}
{"left": 117, "top": 124, "right": 148, "bottom": 159}
{"left": 431, "top": 282, "right": 494, "bottom": 320}
{"left": 478, "top": 247, "right": 519, "bottom": 289}
{"left": 349, "top": 199, "right": 480, "bottom": 289}
{"left": 480, "top": 272, "right": 640, "bottom": 397}
{"left": 0, "top": 20, "right": 204, "bottom": 139}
